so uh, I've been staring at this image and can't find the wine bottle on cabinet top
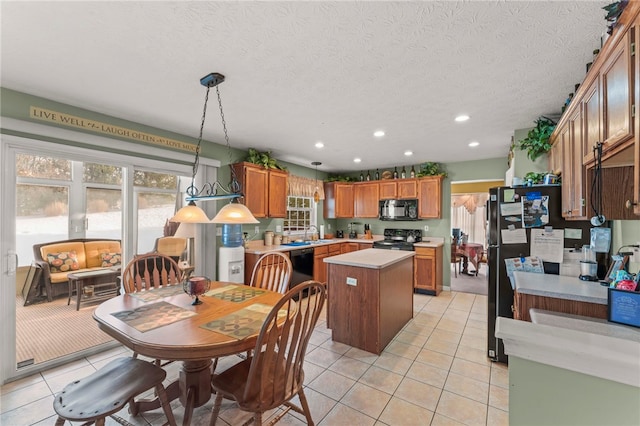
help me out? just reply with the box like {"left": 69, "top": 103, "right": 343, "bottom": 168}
{"left": 393, "top": 167, "right": 399, "bottom": 179}
{"left": 410, "top": 165, "right": 416, "bottom": 178}
{"left": 401, "top": 166, "right": 406, "bottom": 179}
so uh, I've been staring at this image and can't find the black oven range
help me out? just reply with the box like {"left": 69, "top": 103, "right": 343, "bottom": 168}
{"left": 372, "top": 228, "right": 422, "bottom": 251}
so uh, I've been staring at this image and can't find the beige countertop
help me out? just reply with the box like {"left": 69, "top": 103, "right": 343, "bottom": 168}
{"left": 323, "top": 248, "right": 415, "bottom": 269}
{"left": 496, "top": 310, "right": 640, "bottom": 388}
{"left": 513, "top": 271, "right": 608, "bottom": 305}
{"left": 245, "top": 235, "right": 382, "bottom": 255}
{"left": 413, "top": 236, "right": 445, "bottom": 248}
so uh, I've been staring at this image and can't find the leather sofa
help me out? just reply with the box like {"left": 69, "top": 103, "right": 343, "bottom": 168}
{"left": 33, "top": 238, "right": 121, "bottom": 300}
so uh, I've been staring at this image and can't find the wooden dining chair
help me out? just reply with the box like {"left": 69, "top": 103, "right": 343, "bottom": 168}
{"left": 209, "top": 280, "right": 326, "bottom": 426}
{"left": 120, "top": 253, "right": 182, "bottom": 367}
{"left": 249, "top": 252, "right": 293, "bottom": 294}
{"left": 53, "top": 357, "right": 177, "bottom": 426}
{"left": 450, "top": 239, "right": 464, "bottom": 278}
{"left": 476, "top": 248, "right": 488, "bottom": 276}
{"left": 120, "top": 253, "right": 182, "bottom": 293}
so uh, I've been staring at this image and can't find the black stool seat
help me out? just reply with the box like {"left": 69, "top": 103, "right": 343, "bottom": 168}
{"left": 53, "top": 357, "right": 176, "bottom": 426}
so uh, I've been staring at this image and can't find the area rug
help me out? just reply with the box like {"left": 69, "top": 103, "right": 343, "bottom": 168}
{"left": 16, "top": 295, "right": 114, "bottom": 366}
{"left": 450, "top": 266, "right": 488, "bottom": 296}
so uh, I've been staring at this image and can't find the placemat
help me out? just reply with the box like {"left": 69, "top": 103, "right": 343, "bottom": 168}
{"left": 111, "top": 301, "right": 196, "bottom": 332}
{"left": 200, "top": 303, "right": 285, "bottom": 339}
{"left": 129, "top": 285, "right": 184, "bottom": 302}
{"left": 204, "top": 284, "right": 266, "bottom": 303}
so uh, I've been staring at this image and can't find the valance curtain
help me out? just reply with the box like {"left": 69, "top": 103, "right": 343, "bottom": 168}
{"left": 287, "top": 174, "right": 325, "bottom": 200}
{"left": 451, "top": 193, "right": 489, "bottom": 246}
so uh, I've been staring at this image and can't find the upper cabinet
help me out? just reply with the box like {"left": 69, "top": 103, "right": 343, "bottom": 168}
{"left": 324, "top": 176, "right": 442, "bottom": 219}
{"left": 418, "top": 176, "right": 443, "bottom": 219}
{"left": 231, "top": 162, "right": 288, "bottom": 218}
{"left": 324, "top": 182, "right": 354, "bottom": 218}
{"left": 550, "top": 3, "right": 640, "bottom": 218}
{"left": 354, "top": 182, "right": 379, "bottom": 218}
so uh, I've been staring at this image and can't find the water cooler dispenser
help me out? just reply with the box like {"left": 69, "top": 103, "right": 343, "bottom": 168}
{"left": 218, "top": 246, "right": 244, "bottom": 283}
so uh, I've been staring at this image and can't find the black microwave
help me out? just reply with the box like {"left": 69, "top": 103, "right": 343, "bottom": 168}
{"left": 379, "top": 199, "right": 419, "bottom": 221}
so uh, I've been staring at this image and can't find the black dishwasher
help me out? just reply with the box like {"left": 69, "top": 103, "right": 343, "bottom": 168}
{"left": 289, "top": 247, "right": 314, "bottom": 289}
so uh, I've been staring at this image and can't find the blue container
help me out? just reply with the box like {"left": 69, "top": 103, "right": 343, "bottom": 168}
{"left": 221, "top": 224, "right": 243, "bottom": 247}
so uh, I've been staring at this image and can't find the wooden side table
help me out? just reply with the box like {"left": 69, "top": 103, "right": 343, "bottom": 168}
{"left": 67, "top": 269, "right": 121, "bottom": 310}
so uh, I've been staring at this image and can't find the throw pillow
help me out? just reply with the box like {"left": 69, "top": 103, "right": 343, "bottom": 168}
{"left": 47, "top": 251, "right": 80, "bottom": 273}
{"left": 100, "top": 252, "right": 121, "bottom": 268}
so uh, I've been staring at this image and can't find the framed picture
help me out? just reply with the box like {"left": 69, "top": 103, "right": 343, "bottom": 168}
{"left": 606, "top": 254, "right": 629, "bottom": 282}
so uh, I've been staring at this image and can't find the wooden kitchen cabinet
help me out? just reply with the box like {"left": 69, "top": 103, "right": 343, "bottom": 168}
{"left": 323, "top": 182, "right": 354, "bottom": 218}
{"left": 549, "top": 3, "right": 640, "bottom": 219}
{"left": 548, "top": 138, "right": 562, "bottom": 175}
{"left": 565, "top": 107, "right": 587, "bottom": 220}
{"left": 513, "top": 290, "right": 607, "bottom": 322}
{"left": 413, "top": 246, "right": 443, "bottom": 295}
{"left": 379, "top": 179, "right": 417, "bottom": 200}
{"left": 340, "top": 242, "right": 360, "bottom": 253}
{"left": 313, "top": 243, "right": 341, "bottom": 284}
{"left": 417, "top": 176, "right": 443, "bottom": 219}
{"left": 231, "top": 162, "right": 287, "bottom": 218}
{"left": 354, "top": 182, "right": 379, "bottom": 218}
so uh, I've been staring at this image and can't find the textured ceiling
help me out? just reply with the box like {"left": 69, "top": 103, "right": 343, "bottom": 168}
{"left": 1, "top": 1, "right": 610, "bottom": 173}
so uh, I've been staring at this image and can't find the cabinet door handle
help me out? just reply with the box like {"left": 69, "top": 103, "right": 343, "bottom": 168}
{"left": 625, "top": 199, "right": 638, "bottom": 209}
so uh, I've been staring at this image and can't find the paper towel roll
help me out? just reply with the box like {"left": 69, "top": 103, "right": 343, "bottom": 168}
{"left": 320, "top": 225, "right": 325, "bottom": 239}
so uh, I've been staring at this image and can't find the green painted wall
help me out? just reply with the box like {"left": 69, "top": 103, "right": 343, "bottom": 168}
{"left": 509, "top": 357, "right": 640, "bottom": 426}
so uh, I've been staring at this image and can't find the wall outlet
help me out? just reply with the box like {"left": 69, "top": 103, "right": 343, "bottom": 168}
{"left": 423, "top": 225, "right": 429, "bottom": 232}
{"left": 346, "top": 277, "right": 357, "bottom": 286}
{"left": 327, "top": 223, "right": 331, "bottom": 230}
{"left": 255, "top": 226, "right": 260, "bottom": 234}
{"left": 216, "top": 227, "right": 222, "bottom": 236}
{"left": 276, "top": 225, "right": 282, "bottom": 233}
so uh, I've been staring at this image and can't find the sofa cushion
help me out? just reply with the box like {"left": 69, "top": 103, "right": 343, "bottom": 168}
{"left": 47, "top": 251, "right": 80, "bottom": 273}
{"left": 85, "top": 241, "right": 122, "bottom": 268}
{"left": 41, "top": 242, "right": 88, "bottom": 269}
{"left": 100, "top": 252, "right": 122, "bottom": 268}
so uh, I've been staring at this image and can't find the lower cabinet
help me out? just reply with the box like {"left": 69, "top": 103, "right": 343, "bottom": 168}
{"left": 513, "top": 290, "right": 607, "bottom": 322}
{"left": 414, "top": 246, "right": 443, "bottom": 295}
{"left": 313, "top": 244, "right": 341, "bottom": 284}
{"left": 341, "top": 242, "right": 360, "bottom": 253}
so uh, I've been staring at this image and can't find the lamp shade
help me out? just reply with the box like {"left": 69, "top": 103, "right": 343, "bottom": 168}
{"left": 211, "top": 202, "right": 259, "bottom": 224}
{"left": 170, "top": 201, "right": 211, "bottom": 223}
{"left": 174, "top": 222, "right": 197, "bottom": 238}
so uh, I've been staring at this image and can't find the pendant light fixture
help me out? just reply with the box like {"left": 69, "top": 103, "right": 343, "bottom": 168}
{"left": 171, "top": 73, "right": 258, "bottom": 227}
{"left": 312, "top": 161, "right": 321, "bottom": 203}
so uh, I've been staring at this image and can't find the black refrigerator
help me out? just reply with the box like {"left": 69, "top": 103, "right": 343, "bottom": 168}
{"left": 486, "top": 185, "right": 602, "bottom": 363}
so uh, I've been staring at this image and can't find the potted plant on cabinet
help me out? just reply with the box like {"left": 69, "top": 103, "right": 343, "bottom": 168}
{"left": 517, "top": 116, "right": 556, "bottom": 161}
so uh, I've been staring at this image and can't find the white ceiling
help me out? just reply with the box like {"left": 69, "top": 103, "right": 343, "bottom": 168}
{"left": 1, "top": 1, "right": 610, "bottom": 173}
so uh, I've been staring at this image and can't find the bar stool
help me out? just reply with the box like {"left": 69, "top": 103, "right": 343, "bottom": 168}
{"left": 53, "top": 357, "right": 177, "bottom": 426}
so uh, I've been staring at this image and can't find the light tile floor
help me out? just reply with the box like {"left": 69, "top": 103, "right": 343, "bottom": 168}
{"left": 0, "top": 291, "right": 508, "bottom": 425}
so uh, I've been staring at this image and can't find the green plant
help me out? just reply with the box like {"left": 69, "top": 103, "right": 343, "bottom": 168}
{"left": 416, "top": 162, "right": 447, "bottom": 178}
{"left": 245, "top": 148, "right": 286, "bottom": 170}
{"left": 326, "top": 175, "right": 356, "bottom": 182}
{"left": 524, "top": 171, "right": 546, "bottom": 184}
{"left": 517, "top": 116, "right": 556, "bottom": 161}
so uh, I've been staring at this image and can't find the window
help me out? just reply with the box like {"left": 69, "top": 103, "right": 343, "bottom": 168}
{"left": 284, "top": 196, "right": 316, "bottom": 234}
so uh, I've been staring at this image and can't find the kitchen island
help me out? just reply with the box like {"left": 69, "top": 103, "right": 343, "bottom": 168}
{"left": 324, "top": 248, "right": 414, "bottom": 354}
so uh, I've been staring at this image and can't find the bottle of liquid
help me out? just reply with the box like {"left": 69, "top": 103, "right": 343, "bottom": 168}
{"left": 375, "top": 169, "right": 380, "bottom": 180}
{"left": 401, "top": 166, "right": 406, "bottom": 179}
{"left": 393, "top": 167, "right": 399, "bottom": 179}
{"left": 359, "top": 171, "right": 364, "bottom": 181}
{"left": 410, "top": 165, "right": 416, "bottom": 178}
{"left": 366, "top": 170, "right": 371, "bottom": 181}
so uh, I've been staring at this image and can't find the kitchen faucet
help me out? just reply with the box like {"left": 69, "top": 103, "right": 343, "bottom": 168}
{"left": 304, "top": 225, "right": 318, "bottom": 241}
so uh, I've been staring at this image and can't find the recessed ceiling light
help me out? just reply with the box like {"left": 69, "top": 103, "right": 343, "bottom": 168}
{"left": 373, "top": 130, "right": 385, "bottom": 137}
{"left": 353, "top": 158, "right": 362, "bottom": 163}
{"left": 455, "top": 115, "right": 470, "bottom": 122}
{"left": 404, "top": 150, "right": 413, "bottom": 156}
{"left": 468, "top": 141, "right": 480, "bottom": 147}
{"left": 315, "top": 141, "right": 324, "bottom": 148}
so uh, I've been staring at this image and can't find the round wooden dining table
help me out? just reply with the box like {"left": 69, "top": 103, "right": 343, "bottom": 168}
{"left": 93, "top": 281, "right": 286, "bottom": 426}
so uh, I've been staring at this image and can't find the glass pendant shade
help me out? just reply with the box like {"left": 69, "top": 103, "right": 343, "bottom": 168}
{"left": 211, "top": 202, "right": 259, "bottom": 224}
{"left": 170, "top": 201, "right": 211, "bottom": 223}
{"left": 313, "top": 188, "right": 320, "bottom": 203}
